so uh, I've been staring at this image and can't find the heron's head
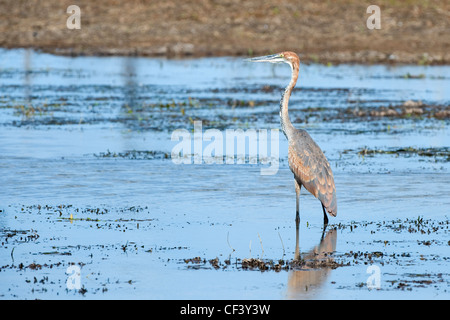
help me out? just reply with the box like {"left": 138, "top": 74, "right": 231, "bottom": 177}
{"left": 246, "top": 51, "right": 299, "bottom": 69}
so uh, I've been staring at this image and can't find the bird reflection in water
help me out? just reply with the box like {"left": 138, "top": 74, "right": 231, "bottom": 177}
{"left": 286, "top": 221, "right": 337, "bottom": 299}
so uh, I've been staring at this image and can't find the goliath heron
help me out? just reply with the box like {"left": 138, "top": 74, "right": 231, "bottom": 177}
{"left": 248, "top": 51, "right": 337, "bottom": 225}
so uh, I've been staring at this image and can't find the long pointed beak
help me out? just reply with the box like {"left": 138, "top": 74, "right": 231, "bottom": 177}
{"left": 246, "top": 53, "right": 284, "bottom": 63}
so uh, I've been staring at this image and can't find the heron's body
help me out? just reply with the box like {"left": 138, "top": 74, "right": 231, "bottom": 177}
{"left": 288, "top": 129, "right": 337, "bottom": 217}
{"left": 248, "top": 51, "right": 337, "bottom": 224}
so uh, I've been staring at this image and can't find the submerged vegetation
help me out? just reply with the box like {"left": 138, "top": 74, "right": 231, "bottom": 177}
{"left": 94, "top": 150, "right": 170, "bottom": 160}
{"left": 343, "top": 146, "right": 450, "bottom": 162}
{"left": 345, "top": 100, "right": 450, "bottom": 120}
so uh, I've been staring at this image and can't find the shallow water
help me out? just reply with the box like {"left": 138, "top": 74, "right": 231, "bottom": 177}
{"left": 0, "top": 49, "right": 449, "bottom": 299}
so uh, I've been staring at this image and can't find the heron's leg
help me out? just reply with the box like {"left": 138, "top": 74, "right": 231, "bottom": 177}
{"left": 295, "top": 180, "right": 301, "bottom": 224}
{"left": 320, "top": 204, "right": 329, "bottom": 240}
{"left": 322, "top": 204, "right": 329, "bottom": 226}
{"left": 294, "top": 212, "right": 300, "bottom": 261}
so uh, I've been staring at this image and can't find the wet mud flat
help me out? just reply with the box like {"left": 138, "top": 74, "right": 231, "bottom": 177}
{"left": 0, "top": 49, "right": 449, "bottom": 299}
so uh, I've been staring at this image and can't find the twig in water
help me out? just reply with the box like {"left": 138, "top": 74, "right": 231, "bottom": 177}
{"left": 227, "top": 231, "right": 235, "bottom": 252}
{"left": 257, "top": 233, "right": 264, "bottom": 259}
{"left": 11, "top": 247, "right": 15, "bottom": 264}
{"left": 278, "top": 232, "right": 285, "bottom": 259}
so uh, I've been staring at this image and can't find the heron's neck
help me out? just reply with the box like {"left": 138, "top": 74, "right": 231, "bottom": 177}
{"left": 280, "top": 62, "right": 299, "bottom": 140}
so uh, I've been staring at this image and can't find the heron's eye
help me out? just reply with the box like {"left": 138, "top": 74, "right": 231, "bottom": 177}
{"left": 280, "top": 54, "right": 284, "bottom": 58}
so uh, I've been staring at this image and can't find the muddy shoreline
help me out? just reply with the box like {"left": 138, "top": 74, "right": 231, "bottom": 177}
{"left": 1, "top": 0, "right": 449, "bottom": 65}
{"left": 7, "top": 46, "right": 449, "bottom": 66}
